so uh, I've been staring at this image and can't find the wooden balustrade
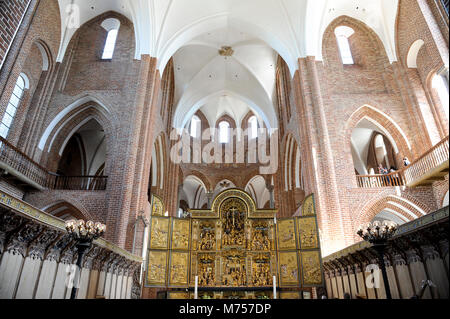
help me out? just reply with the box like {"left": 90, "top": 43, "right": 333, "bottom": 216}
{"left": 0, "top": 136, "right": 107, "bottom": 190}
{"left": 403, "top": 136, "right": 449, "bottom": 186}
{"left": 357, "top": 171, "right": 405, "bottom": 188}
{"left": 356, "top": 136, "right": 449, "bottom": 188}
{"left": 53, "top": 175, "right": 108, "bottom": 190}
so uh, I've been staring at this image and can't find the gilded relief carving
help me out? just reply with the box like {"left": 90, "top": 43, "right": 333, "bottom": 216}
{"left": 198, "top": 253, "right": 216, "bottom": 286}
{"left": 171, "top": 218, "right": 190, "bottom": 250}
{"left": 221, "top": 198, "right": 246, "bottom": 247}
{"left": 150, "top": 217, "right": 169, "bottom": 249}
{"left": 277, "top": 219, "right": 296, "bottom": 250}
{"left": 302, "top": 195, "right": 315, "bottom": 216}
{"left": 151, "top": 195, "right": 164, "bottom": 216}
{"left": 147, "top": 250, "right": 167, "bottom": 286}
{"left": 278, "top": 252, "right": 299, "bottom": 286}
{"left": 301, "top": 251, "right": 322, "bottom": 285}
{"left": 250, "top": 221, "right": 271, "bottom": 251}
{"left": 198, "top": 221, "right": 216, "bottom": 251}
{"left": 250, "top": 253, "right": 272, "bottom": 286}
{"left": 169, "top": 251, "right": 189, "bottom": 286}
{"left": 297, "top": 217, "right": 318, "bottom": 250}
{"left": 221, "top": 250, "right": 247, "bottom": 287}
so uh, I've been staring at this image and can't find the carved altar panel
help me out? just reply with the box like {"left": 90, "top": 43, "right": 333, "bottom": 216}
{"left": 146, "top": 250, "right": 167, "bottom": 286}
{"left": 297, "top": 217, "right": 319, "bottom": 250}
{"left": 277, "top": 219, "right": 297, "bottom": 250}
{"left": 151, "top": 195, "right": 165, "bottom": 216}
{"left": 249, "top": 220, "right": 272, "bottom": 251}
{"left": 220, "top": 250, "right": 247, "bottom": 287}
{"left": 169, "top": 251, "right": 189, "bottom": 287}
{"left": 197, "top": 220, "right": 216, "bottom": 251}
{"left": 249, "top": 252, "right": 273, "bottom": 287}
{"left": 221, "top": 198, "right": 247, "bottom": 249}
{"left": 197, "top": 253, "right": 216, "bottom": 287}
{"left": 171, "top": 218, "right": 190, "bottom": 250}
{"left": 149, "top": 216, "right": 170, "bottom": 250}
{"left": 278, "top": 251, "right": 299, "bottom": 286}
{"left": 300, "top": 250, "right": 323, "bottom": 286}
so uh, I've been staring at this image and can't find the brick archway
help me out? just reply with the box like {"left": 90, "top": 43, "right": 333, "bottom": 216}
{"left": 354, "top": 193, "right": 432, "bottom": 240}
{"left": 344, "top": 105, "right": 413, "bottom": 178}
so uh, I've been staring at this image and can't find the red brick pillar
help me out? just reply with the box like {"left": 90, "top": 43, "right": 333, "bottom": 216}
{"left": 106, "top": 55, "right": 161, "bottom": 250}
{"left": 391, "top": 61, "right": 433, "bottom": 155}
{"left": 294, "top": 57, "right": 352, "bottom": 254}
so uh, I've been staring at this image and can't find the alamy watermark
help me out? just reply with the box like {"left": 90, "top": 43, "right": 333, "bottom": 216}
{"left": 169, "top": 128, "right": 279, "bottom": 174}
{"left": 365, "top": 264, "right": 381, "bottom": 289}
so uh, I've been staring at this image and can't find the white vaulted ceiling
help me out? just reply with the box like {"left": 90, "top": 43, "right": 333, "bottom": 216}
{"left": 173, "top": 27, "right": 277, "bottom": 129}
{"left": 56, "top": 0, "right": 399, "bottom": 67}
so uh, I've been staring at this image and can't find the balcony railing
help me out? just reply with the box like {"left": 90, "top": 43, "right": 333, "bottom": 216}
{"left": 0, "top": 136, "right": 107, "bottom": 190}
{"left": 357, "top": 136, "right": 449, "bottom": 188}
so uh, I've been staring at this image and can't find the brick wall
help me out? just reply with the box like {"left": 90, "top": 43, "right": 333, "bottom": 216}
{"left": 0, "top": 0, "right": 31, "bottom": 69}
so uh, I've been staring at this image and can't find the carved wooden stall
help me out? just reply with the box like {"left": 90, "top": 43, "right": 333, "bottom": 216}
{"left": 0, "top": 190, "right": 142, "bottom": 299}
{"left": 144, "top": 189, "right": 324, "bottom": 299}
{"left": 323, "top": 206, "right": 449, "bottom": 299}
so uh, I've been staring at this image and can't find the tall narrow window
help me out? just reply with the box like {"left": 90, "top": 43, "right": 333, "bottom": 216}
{"left": 190, "top": 115, "right": 201, "bottom": 138}
{"left": 335, "top": 26, "right": 355, "bottom": 65}
{"left": 432, "top": 73, "right": 449, "bottom": 120}
{"left": 248, "top": 116, "right": 258, "bottom": 139}
{"left": 1, "top": 74, "right": 27, "bottom": 138}
{"left": 100, "top": 18, "right": 121, "bottom": 60}
{"left": 102, "top": 30, "right": 118, "bottom": 59}
{"left": 219, "top": 121, "right": 230, "bottom": 143}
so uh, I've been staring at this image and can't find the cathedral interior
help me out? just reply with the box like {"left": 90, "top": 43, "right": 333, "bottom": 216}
{"left": 0, "top": 0, "right": 448, "bottom": 300}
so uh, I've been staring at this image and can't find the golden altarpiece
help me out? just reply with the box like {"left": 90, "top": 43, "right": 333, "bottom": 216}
{"left": 145, "top": 189, "right": 324, "bottom": 299}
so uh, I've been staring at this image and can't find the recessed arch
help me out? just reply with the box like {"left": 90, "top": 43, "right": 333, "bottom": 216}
{"left": 346, "top": 105, "right": 412, "bottom": 155}
{"left": 33, "top": 40, "right": 53, "bottom": 71}
{"left": 317, "top": 11, "right": 398, "bottom": 63}
{"left": 406, "top": 39, "right": 425, "bottom": 68}
{"left": 38, "top": 95, "right": 112, "bottom": 151}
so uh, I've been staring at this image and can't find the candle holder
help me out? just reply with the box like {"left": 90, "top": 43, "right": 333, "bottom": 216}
{"left": 357, "top": 220, "right": 397, "bottom": 299}
{"left": 65, "top": 219, "right": 106, "bottom": 299}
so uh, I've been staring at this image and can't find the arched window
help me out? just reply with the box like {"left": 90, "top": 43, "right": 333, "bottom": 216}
{"left": 101, "top": 18, "right": 120, "bottom": 60}
{"left": 1, "top": 74, "right": 28, "bottom": 138}
{"left": 335, "top": 26, "right": 355, "bottom": 65}
{"left": 190, "top": 115, "right": 201, "bottom": 138}
{"left": 248, "top": 116, "right": 258, "bottom": 139}
{"left": 432, "top": 73, "right": 449, "bottom": 120}
{"left": 219, "top": 121, "right": 230, "bottom": 143}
